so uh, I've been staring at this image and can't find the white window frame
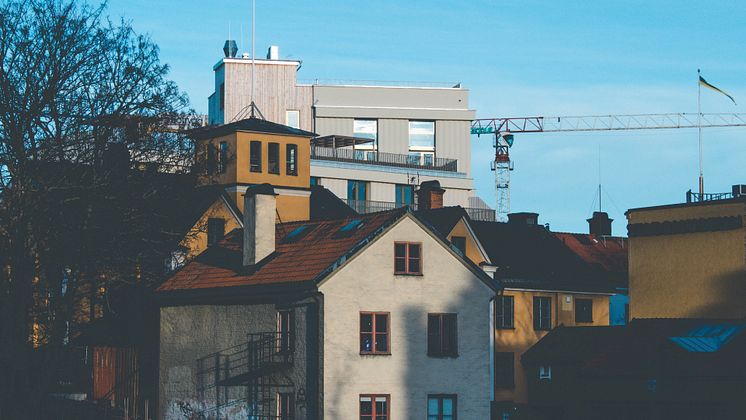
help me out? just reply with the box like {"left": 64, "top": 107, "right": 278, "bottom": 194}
{"left": 408, "top": 120, "right": 435, "bottom": 151}
{"left": 286, "top": 110, "right": 300, "bottom": 129}
{"left": 353, "top": 119, "right": 378, "bottom": 151}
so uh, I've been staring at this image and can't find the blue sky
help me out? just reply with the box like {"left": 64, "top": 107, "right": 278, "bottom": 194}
{"left": 106, "top": 0, "right": 746, "bottom": 233}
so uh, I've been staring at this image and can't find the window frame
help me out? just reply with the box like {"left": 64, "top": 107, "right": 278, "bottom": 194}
{"left": 495, "top": 352, "right": 515, "bottom": 389}
{"left": 450, "top": 236, "right": 466, "bottom": 255}
{"left": 495, "top": 295, "right": 515, "bottom": 329}
{"left": 539, "top": 365, "right": 552, "bottom": 380}
{"left": 359, "top": 394, "right": 390, "bottom": 420}
{"left": 394, "top": 183, "right": 414, "bottom": 207}
{"left": 408, "top": 120, "right": 436, "bottom": 151}
{"left": 427, "top": 394, "right": 457, "bottom": 420}
{"left": 359, "top": 312, "right": 390, "bottom": 355}
{"left": 286, "top": 143, "right": 298, "bottom": 176}
{"left": 250, "top": 140, "right": 262, "bottom": 173}
{"left": 268, "top": 142, "right": 280, "bottom": 174}
{"left": 286, "top": 110, "right": 300, "bottom": 129}
{"left": 575, "top": 298, "right": 593, "bottom": 323}
{"left": 207, "top": 218, "right": 225, "bottom": 246}
{"left": 276, "top": 310, "right": 293, "bottom": 354}
{"left": 533, "top": 296, "right": 552, "bottom": 331}
{"left": 394, "top": 242, "right": 422, "bottom": 275}
{"left": 277, "top": 391, "right": 294, "bottom": 420}
{"left": 428, "top": 313, "right": 458, "bottom": 358}
{"left": 353, "top": 119, "right": 378, "bottom": 149}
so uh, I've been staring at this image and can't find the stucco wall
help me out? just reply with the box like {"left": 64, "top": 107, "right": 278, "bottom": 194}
{"left": 159, "top": 302, "right": 315, "bottom": 420}
{"left": 319, "top": 216, "right": 494, "bottom": 419}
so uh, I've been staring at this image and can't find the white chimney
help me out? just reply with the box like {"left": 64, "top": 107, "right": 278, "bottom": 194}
{"left": 267, "top": 45, "right": 279, "bottom": 60}
{"left": 243, "top": 184, "right": 277, "bottom": 268}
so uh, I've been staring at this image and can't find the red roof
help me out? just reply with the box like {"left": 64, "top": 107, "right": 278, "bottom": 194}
{"left": 157, "top": 209, "right": 405, "bottom": 292}
{"left": 553, "top": 232, "right": 628, "bottom": 274}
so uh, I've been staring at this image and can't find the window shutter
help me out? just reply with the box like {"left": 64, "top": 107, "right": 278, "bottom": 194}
{"left": 443, "top": 314, "right": 457, "bottom": 356}
{"left": 507, "top": 296, "right": 514, "bottom": 328}
{"left": 533, "top": 298, "right": 541, "bottom": 330}
{"left": 427, "top": 314, "right": 440, "bottom": 355}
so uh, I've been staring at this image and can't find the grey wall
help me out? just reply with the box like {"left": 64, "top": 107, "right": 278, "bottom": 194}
{"left": 159, "top": 300, "right": 318, "bottom": 420}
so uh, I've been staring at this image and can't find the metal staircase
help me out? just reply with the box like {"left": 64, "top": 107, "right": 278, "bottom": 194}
{"left": 196, "top": 332, "right": 295, "bottom": 419}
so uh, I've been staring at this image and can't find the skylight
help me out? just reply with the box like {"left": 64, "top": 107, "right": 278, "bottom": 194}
{"left": 669, "top": 324, "right": 745, "bottom": 352}
{"left": 340, "top": 219, "right": 363, "bottom": 232}
{"left": 282, "top": 225, "right": 312, "bottom": 243}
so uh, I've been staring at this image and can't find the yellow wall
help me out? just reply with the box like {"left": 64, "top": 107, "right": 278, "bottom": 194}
{"left": 180, "top": 198, "right": 242, "bottom": 259}
{"left": 495, "top": 290, "right": 610, "bottom": 404}
{"left": 627, "top": 201, "right": 746, "bottom": 319}
{"left": 226, "top": 191, "right": 309, "bottom": 223}
{"left": 197, "top": 131, "right": 310, "bottom": 190}
{"left": 447, "top": 219, "right": 487, "bottom": 265}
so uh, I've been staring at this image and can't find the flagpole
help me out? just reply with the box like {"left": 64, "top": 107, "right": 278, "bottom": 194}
{"left": 698, "top": 69, "right": 703, "bottom": 198}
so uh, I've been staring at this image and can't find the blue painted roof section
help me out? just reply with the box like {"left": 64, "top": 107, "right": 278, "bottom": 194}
{"left": 669, "top": 324, "right": 746, "bottom": 352}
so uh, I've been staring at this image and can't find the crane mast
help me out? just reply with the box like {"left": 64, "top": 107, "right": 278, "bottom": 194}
{"left": 472, "top": 113, "right": 746, "bottom": 222}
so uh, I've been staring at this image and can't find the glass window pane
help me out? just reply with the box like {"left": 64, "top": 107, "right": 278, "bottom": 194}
{"left": 360, "top": 333, "right": 373, "bottom": 352}
{"left": 354, "top": 119, "right": 377, "bottom": 141}
{"left": 395, "top": 243, "right": 407, "bottom": 258}
{"left": 286, "top": 110, "right": 299, "bottom": 129}
{"left": 443, "top": 398, "right": 454, "bottom": 414}
{"left": 375, "top": 314, "right": 388, "bottom": 332}
{"left": 361, "top": 314, "right": 373, "bottom": 332}
{"left": 409, "top": 121, "right": 435, "bottom": 148}
{"left": 427, "top": 398, "right": 439, "bottom": 415}
{"left": 360, "top": 399, "right": 373, "bottom": 414}
{"left": 409, "top": 258, "right": 420, "bottom": 273}
{"left": 409, "top": 244, "right": 420, "bottom": 257}
{"left": 375, "top": 334, "right": 388, "bottom": 352}
{"left": 395, "top": 257, "right": 406, "bottom": 273}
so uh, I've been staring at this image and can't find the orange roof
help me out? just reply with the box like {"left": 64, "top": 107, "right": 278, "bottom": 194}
{"left": 157, "top": 209, "right": 406, "bottom": 292}
{"left": 553, "top": 232, "right": 628, "bottom": 274}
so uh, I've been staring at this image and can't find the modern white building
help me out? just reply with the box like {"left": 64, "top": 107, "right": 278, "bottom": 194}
{"left": 207, "top": 44, "right": 493, "bottom": 220}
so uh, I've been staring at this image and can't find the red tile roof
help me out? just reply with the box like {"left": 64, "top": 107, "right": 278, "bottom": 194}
{"left": 157, "top": 209, "right": 406, "bottom": 292}
{"left": 553, "top": 232, "right": 628, "bottom": 274}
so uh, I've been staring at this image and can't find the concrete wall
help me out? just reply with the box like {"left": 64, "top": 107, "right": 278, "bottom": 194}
{"left": 159, "top": 301, "right": 317, "bottom": 420}
{"left": 318, "top": 216, "right": 494, "bottom": 419}
{"left": 627, "top": 200, "right": 746, "bottom": 319}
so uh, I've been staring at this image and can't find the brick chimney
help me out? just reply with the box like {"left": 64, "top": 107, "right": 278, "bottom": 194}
{"left": 417, "top": 180, "right": 445, "bottom": 210}
{"left": 243, "top": 184, "right": 277, "bottom": 268}
{"left": 587, "top": 211, "right": 612, "bottom": 236}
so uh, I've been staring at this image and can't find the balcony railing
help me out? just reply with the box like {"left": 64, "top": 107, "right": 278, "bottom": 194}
{"left": 311, "top": 146, "right": 458, "bottom": 172}
{"left": 686, "top": 190, "right": 734, "bottom": 203}
{"left": 347, "top": 199, "right": 496, "bottom": 222}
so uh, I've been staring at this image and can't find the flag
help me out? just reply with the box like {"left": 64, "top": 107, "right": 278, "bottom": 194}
{"left": 699, "top": 75, "right": 737, "bottom": 105}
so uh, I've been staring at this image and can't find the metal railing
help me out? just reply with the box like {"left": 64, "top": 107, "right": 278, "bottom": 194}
{"left": 346, "top": 199, "right": 496, "bottom": 222}
{"left": 686, "top": 190, "right": 734, "bottom": 203}
{"left": 298, "top": 78, "right": 461, "bottom": 88}
{"left": 311, "top": 146, "right": 458, "bottom": 172}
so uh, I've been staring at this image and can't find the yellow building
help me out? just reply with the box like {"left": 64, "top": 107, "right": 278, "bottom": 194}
{"left": 627, "top": 193, "right": 746, "bottom": 319}
{"left": 417, "top": 206, "right": 627, "bottom": 419}
{"left": 181, "top": 117, "right": 317, "bottom": 257}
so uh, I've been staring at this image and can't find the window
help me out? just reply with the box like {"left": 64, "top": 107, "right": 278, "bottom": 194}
{"left": 495, "top": 295, "right": 514, "bottom": 329}
{"left": 495, "top": 352, "right": 515, "bottom": 388}
{"left": 286, "top": 110, "right": 300, "bottom": 129}
{"left": 268, "top": 142, "right": 280, "bottom": 174}
{"left": 286, "top": 144, "right": 298, "bottom": 176}
{"left": 310, "top": 176, "right": 320, "bottom": 186}
{"left": 428, "top": 395, "right": 457, "bottom": 420}
{"left": 206, "top": 143, "right": 216, "bottom": 174}
{"left": 409, "top": 120, "right": 435, "bottom": 149}
{"left": 277, "top": 392, "right": 294, "bottom": 420}
{"left": 539, "top": 366, "right": 552, "bottom": 380}
{"left": 219, "top": 83, "right": 225, "bottom": 111}
{"left": 395, "top": 184, "right": 414, "bottom": 207}
{"left": 360, "top": 395, "right": 389, "bottom": 420}
{"left": 428, "top": 313, "right": 457, "bottom": 357}
{"left": 207, "top": 218, "right": 225, "bottom": 246}
{"left": 451, "top": 236, "right": 466, "bottom": 255}
{"left": 360, "top": 312, "right": 389, "bottom": 354}
{"left": 250, "top": 141, "right": 262, "bottom": 172}
{"left": 533, "top": 297, "right": 552, "bottom": 331}
{"left": 277, "top": 310, "right": 292, "bottom": 353}
{"left": 394, "top": 242, "right": 421, "bottom": 275}
{"left": 218, "top": 141, "right": 228, "bottom": 173}
{"left": 354, "top": 119, "right": 378, "bottom": 142}
{"left": 348, "top": 180, "right": 368, "bottom": 201}
{"left": 575, "top": 298, "right": 593, "bottom": 323}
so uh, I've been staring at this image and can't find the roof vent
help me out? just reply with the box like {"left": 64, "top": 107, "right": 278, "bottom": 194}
{"left": 223, "top": 40, "right": 238, "bottom": 58}
{"left": 587, "top": 211, "right": 612, "bottom": 236}
{"left": 267, "top": 45, "right": 279, "bottom": 60}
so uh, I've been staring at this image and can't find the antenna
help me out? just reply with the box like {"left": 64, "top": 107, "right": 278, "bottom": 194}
{"left": 251, "top": 0, "right": 256, "bottom": 107}
{"left": 598, "top": 143, "right": 602, "bottom": 213}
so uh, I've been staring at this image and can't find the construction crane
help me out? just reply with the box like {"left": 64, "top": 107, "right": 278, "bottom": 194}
{"left": 471, "top": 113, "right": 746, "bottom": 221}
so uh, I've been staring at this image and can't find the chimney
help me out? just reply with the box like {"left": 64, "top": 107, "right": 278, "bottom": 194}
{"left": 243, "top": 184, "right": 277, "bottom": 268}
{"left": 267, "top": 45, "right": 279, "bottom": 60}
{"left": 223, "top": 40, "right": 238, "bottom": 58}
{"left": 417, "top": 180, "right": 445, "bottom": 210}
{"left": 507, "top": 212, "right": 539, "bottom": 225}
{"left": 587, "top": 211, "right": 613, "bottom": 236}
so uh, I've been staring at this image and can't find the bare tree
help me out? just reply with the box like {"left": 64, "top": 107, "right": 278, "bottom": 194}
{"left": 0, "top": 1, "right": 195, "bottom": 416}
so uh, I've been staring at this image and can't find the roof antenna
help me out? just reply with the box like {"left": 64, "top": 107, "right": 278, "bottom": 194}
{"left": 230, "top": 0, "right": 264, "bottom": 122}
{"left": 598, "top": 143, "right": 602, "bottom": 213}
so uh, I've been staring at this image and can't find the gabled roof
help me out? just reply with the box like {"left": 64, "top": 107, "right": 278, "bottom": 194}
{"left": 470, "top": 220, "right": 621, "bottom": 293}
{"left": 156, "top": 207, "right": 500, "bottom": 298}
{"left": 522, "top": 318, "right": 746, "bottom": 377}
{"left": 157, "top": 209, "right": 405, "bottom": 292}
{"left": 553, "top": 232, "right": 628, "bottom": 289}
{"left": 415, "top": 206, "right": 469, "bottom": 235}
{"left": 188, "top": 117, "right": 317, "bottom": 140}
